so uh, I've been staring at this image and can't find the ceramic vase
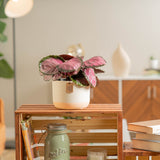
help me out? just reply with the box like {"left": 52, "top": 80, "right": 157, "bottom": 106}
{"left": 112, "top": 44, "right": 131, "bottom": 77}
{"left": 52, "top": 81, "right": 90, "bottom": 109}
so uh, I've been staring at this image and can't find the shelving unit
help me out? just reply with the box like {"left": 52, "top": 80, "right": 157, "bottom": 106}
{"left": 15, "top": 104, "right": 123, "bottom": 160}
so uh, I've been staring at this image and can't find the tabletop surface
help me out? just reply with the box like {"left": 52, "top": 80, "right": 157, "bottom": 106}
{"left": 15, "top": 104, "right": 122, "bottom": 114}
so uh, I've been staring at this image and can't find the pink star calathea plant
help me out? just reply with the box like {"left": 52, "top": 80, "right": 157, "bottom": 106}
{"left": 39, "top": 54, "right": 106, "bottom": 87}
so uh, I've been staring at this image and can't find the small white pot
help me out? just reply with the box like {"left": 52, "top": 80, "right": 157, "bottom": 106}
{"left": 150, "top": 59, "right": 159, "bottom": 69}
{"left": 52, "top": 81, "right": 90, "bottom": 109}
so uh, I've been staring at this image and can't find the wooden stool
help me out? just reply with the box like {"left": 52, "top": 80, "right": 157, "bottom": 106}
{"left": 123, "top": 142, "right": 160, "bottom": 160}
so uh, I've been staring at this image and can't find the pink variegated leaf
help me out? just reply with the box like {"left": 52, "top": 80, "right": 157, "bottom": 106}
{"left": 84, "top": 56, "right": 106, "bottom": 68}
{"left": 39, "top": 55, "right": 64, "bottom": 74}
{"left": 43, "top": 75, "right": 52, "bottom": 81}
{"left": 83, "top": 68, "right": 97, "bottom": 87}
{"left": 52, "top": 73, "right": 62, "bottom": 80}
{"left": 58, "top": 57, "right": 82, "bottom": 73}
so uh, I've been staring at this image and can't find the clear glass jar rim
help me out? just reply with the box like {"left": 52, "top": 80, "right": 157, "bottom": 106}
{"left": 47, "top": 123, "right": 67, "bottom": 131}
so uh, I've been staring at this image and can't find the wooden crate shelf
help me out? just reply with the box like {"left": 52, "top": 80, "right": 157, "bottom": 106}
{"left": 15, "top": 104, "right": 123, "bottom": 160}
{"left": 123, "top": 142, "right": 160, "bottom": 160}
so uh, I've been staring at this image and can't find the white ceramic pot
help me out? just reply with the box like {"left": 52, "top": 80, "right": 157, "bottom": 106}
{"left": 150, "top": 59, "right": 159, "bottom": 69}
{"left": 52, "top": 81, "right": 90, "bottom": 109}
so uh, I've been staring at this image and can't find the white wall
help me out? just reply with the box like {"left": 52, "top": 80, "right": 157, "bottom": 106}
{"left": 0, "top": 19, "right": 14, "bottom": 128}
{"left": 15, "top": 0, "right": 160, "bottom": 106}
{"left": 1, "top": 0, "right": 160, "bottom": 131}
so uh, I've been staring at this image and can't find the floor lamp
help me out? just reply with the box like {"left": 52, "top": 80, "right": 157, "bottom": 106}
{"left": 5, "top": 0, "right": 34, "bottom": 110}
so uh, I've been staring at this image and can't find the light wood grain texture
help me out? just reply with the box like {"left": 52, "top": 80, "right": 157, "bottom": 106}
{"left": 151, "top": 80, "right": 160, "bottom": 119}
{"left": 90, "top": 80, "right": 118, "bottom": 104}
{"left": 38, "top": 146, "right": 117, "bottom": 156}
{"left": 138, "top": 157, "right": 149, "bottom": 160}
{"left": 0, "top": 99, "right": 5, "bottom": 124}
{"left": 16, "top": 104, "right": 121, "bottom": 117}
{"left": 36, "top": 132, "right": 117, "bottom": 143}
{"left": 15, "top": 104, "right": 122, "bottom": 160}
{"left": 118, "top": 112, "right": 123, "bottom": 160}
{"left": 152, "top": 156, "right": 160, "bottom": 160}
{"left": 123, "top": 142, "right": 160, "bottom": 160}
{"left": 15, "top": 113, "right": 23, "bottom": 160}
{"left": 123, "top": 80, "right": 152, "bottom": 123}
{"left": 123, "top": 80, "right": 160, "bottom": 123}
{"left": 125, "top": 157, "right": 136, "bottom": 160}
{"left": 0, "top": 99, "right": 6, "bottom": 156}
{"left": 32, "top": 118, "right": 117, "bottom": 130}
{"left": 123, "top": 142, "right": 160, "bottom": 156}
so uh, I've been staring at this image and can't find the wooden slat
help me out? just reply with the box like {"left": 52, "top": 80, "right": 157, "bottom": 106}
{"left": 125, "top": 157, "right": 136, "bottom": 160}
{"left": 35, "top": 132, "right": 117, "bottom": 143}
{"left": 117, "top": 112, "right": 123, "bottom": 160}
{"left": 139, "top": 156, "right": 149, "bottom": 160}
{"left": 24, "top": 113, "right": 118, "bottom": 117}
{"left": 69, "top": 132, "right": 117, "bottom": 143}
{"left": 71, "top": 157, "right": 116, "bottom": 160}
{"left": 124, "top": 156, "right": 160, "bottom": 160}
{"left": 16, "top": 104, "right": 122, "bottom": 114}
{"left": 32, "top": 118, "right": 117, "bottom": 130}
{"left": 71, "top": 146, "right": 117, "bottom": 156}
{"left": 152, "top": 156, "right": 160, "bottom": 160}
{"left": 123, "top": 148, "right": 160, "bottom": 156}
{"left": 38, "top": 146, "right": 117, "bottom": 156}
{"left": 71, "top": 156, "right": 117, "bottom": 160}
{"left": 15, "top": 113, "right": 23, "bottom": 160}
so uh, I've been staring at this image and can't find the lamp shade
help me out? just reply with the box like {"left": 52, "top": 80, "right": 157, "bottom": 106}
{"left": 5, "top": 0, "right": 33, "bottom": 18}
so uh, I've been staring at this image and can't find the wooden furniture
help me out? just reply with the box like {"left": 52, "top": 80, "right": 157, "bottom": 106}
{"left": 123, "top": 80, "right": 160, "bottom": 123}
{"left": 15, "top": 104, "right": 123, "bottom": 160}
{"left": 90, "top": 80, "right": 119, "bottom": 104}
{"left": 123, "top": 142, "right": 160, "bottom": 160}
{"left": 0, "top": 99, "right": 6, "bottom": 155}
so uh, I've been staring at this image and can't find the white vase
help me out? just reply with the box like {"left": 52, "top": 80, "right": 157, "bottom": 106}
{"left": 112, "top": 44, "right": 131, "bottom": 77}
{"left": 52, "top": 81, "right": 90, "bottom": 109}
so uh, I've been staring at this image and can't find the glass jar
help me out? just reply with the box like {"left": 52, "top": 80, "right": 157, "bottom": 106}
{"left": 87, "top": 148, "right": 107, "bottom": 160}
{"left": 44, "top": 123, "right": 70, "bottom": 160}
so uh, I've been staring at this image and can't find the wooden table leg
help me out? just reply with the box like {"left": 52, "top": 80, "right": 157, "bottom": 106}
{"left": 15, "top": 113, "right": 23, "bottom": 160}
{"left": 118, "top": 112, "right": 123, "bottom": 160}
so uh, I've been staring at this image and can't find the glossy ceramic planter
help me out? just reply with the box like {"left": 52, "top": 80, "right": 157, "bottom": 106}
{"left": 52, "top": 81, "right": 90, "bottom": 109}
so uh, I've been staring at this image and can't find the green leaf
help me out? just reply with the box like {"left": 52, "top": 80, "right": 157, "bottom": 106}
{"left": 0, "top": 53, "right": 3, "bottom": 57}
{"left": 0, "top": 59, "right": 14, "bottom": 78}
{"left": 0, "top": 33, "right": 7, "bottom": 42}
{"left": 0, "top": 0, "right": 3, "bottom": 8}
{"left": 0, "top": 21, "right": 6, "bottom": 33}
{"left": 0, "top": 0, "right": 7, "bottom": 18}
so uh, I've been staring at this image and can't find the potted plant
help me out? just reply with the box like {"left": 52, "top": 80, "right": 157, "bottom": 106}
{"left": 39, "top": 54, "right": 106, "bottom": 109}
{"left": 0, "top": 0, "right": 14, "bottom": 79}
{"left": 150, "top": 56, "right": 159, "bottom": 69}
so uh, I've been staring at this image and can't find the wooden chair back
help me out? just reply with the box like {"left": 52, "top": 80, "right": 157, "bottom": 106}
{"left": 0, "top": 98, "right": 5, "bottom": 124}
{"left": 0, "top": 98, "right": 6, "bottom": 155}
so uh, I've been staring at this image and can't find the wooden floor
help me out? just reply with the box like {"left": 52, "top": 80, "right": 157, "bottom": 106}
{"left": 0, "top": 150, "right": 15, "bottom": 160}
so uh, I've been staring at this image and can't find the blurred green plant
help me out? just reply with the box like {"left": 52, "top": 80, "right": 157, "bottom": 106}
{"left": 0, "top": 0, "right": 14, "bottom": 78}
